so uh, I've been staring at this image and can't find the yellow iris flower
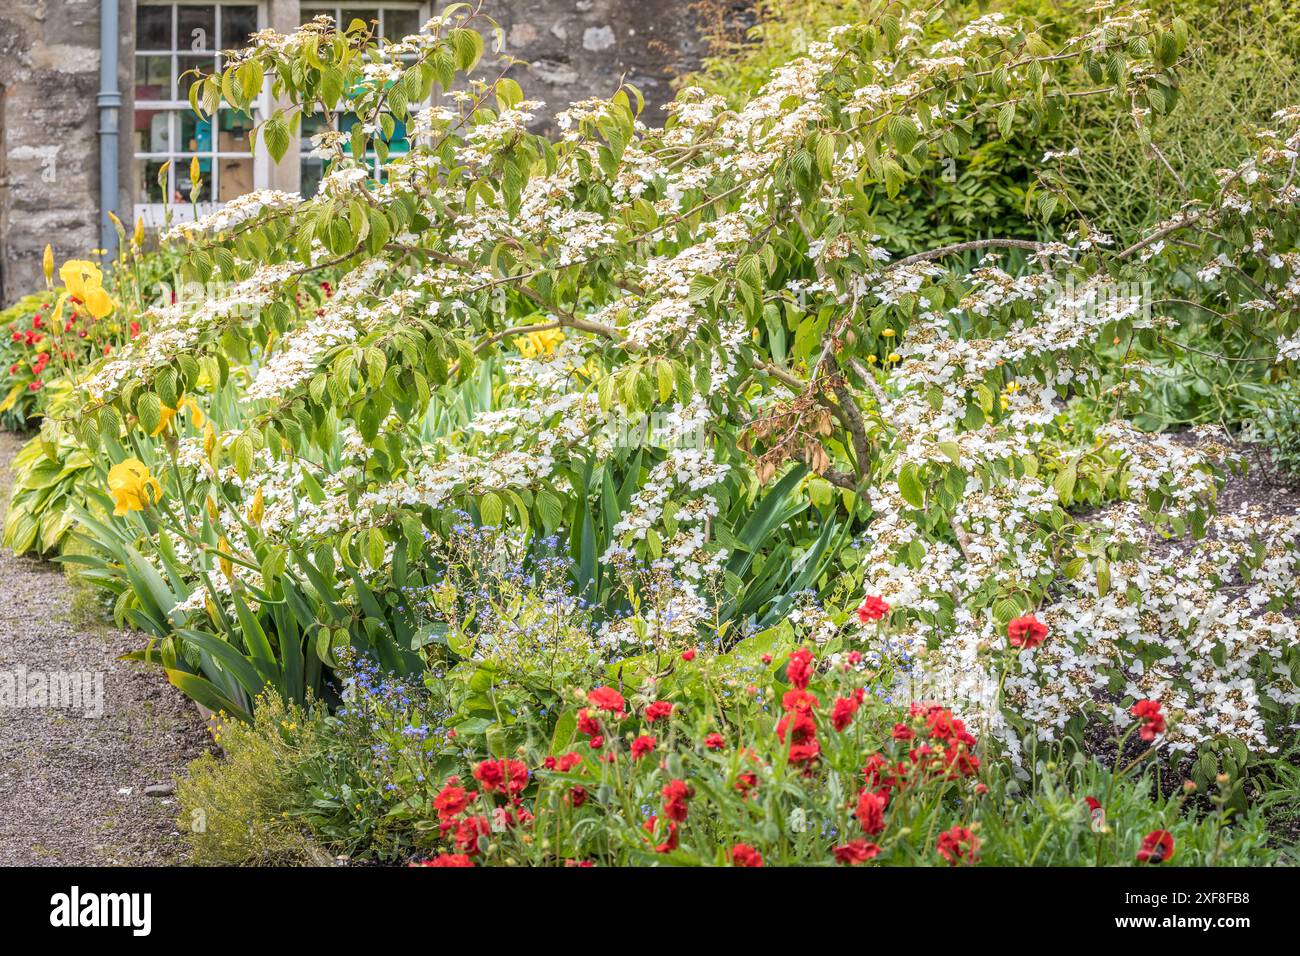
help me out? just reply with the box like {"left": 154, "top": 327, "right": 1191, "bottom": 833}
{"left": 515, "top": 327, "right": 565, "bottom": 359}
{"left": 150, "top": 396, "right": 207, "bottom": 437}
{"left": 108, "top": 459, "right": 162, "bottom": 516}
{"left": 57, "top": 259, "right": 115, "bottom": 319}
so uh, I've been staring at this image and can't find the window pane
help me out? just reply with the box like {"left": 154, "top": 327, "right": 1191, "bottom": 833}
{"left": 222, "top": 5, "right": 259, "bottom": 48}
{"left": 179, "top": 112, "right": 213, "bottom": 154}
{"left": 137, "top": 5, "right": 173, "bottom": 50}
{"left": 302, "top": 6, "right": 337, "bottom": 27}
{"left": 217, "top": 109, "right": 257, "bottom": 151}
{"left": 301, "top": 157, "right": 326, "bottom": 198}
{"left": 219, "top": 157, "right": 255, "bottom": 200}
{"left": 135, "top": 55, "right": 172, "bottom": 100}
{"left": 342, "top": 9, "right": 379, "bottom": 33}
{"left": 383, "top": 9, "right": 420, "bottom": 41}
{"left": 135, "top": 158, "right": 170, "bottom": 203}
{"left": 134, "top": 108, "right": 172, "bottom": 153}
{"left": 179, "top": 155, "right": 214, "bottom": 201}
{"left": 177, "top": 53, "right": 216, "bottom": 102}
{"left": 178, "top": 5, "right": 216, "bottom": 51}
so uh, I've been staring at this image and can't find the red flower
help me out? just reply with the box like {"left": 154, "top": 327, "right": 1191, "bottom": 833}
{"left": 891, "top": 722, "right": 916, "bottom": 741}
{"left": 1007, "top": 614, "right": 1049, "bottom": 650}
{"left": 1130, "top": 699, "right": 1166, "bottom": 741}
{"left": 786, "top": 648, "right": 815, "bottom": 689}
{"left": 731, "top": 843, "right": 764, "bottom": 867}
{"left": 473, "top": 758, "right": 529, "bottom": 795}
{"left": 451, "top": 815, "right": 491, "bottom": 855}
{"left": 855, "top": 789, "right": 888, "bottom": 835}
{"left": 413, "top": 853, "right": 474, "bottom": 867}
{"left": 587, "top": 686, "right": 626, "bottom": 714}
{"left": 735, "top": 771, "right": 758, "bottom": 796}
{"left": 577, "top": 708, "right": 602, "bottom": 736}
{"left": 645, "top": 700, "right": 674, "bottom": 723}
{"left": 681, "top": 648, "right": 696, "bottom": 661}
{"left": 588, "top": 735, "right": 604, "bottom": 749}
{"left": 433, "top": 782, "right": 472, "bottom": 821}
{"left": 631, "top": 735, "right": 657, "bottom": 759}
{"left": 645, "top": 815, "right": 678, "bottom": 853}
{"left": 831, "top": 691, "right": 863, "bottom": 732}
{"left": 775, "top": 707, "right": 817, "bottom": 746}
{"left": 567, "top": 785, "right": 588, "bottom": 808}
{"left": 857, "top": 595, "right": 891, "bottom": 622}
{"left": 703, "top": 732, "right": 725, "bottom": 750}
{"left": 1136, "top": 829, "right": 1174, "bottom": 864}
{"left": 833, "top": 840, "right": 881, "bottom": 865}
{"left": 787, "top": 741, "right": 821, "bottom": 766}
{"left": 662, "top": 779, "right": 692, "bottom": 822}
{"left": 936, "top": 826, "right": 980, "bottom": 865}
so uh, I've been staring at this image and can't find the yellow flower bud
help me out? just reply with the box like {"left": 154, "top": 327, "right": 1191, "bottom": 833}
{"left": 43, "top": 245, "right": 54, "bottom": 284}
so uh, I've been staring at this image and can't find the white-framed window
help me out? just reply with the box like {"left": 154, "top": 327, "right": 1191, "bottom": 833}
{"left": 133, "top": 2, "right": 268, "bottom": 224}
{"left": 298, "top": 4, "right": 427, "bottom": 197}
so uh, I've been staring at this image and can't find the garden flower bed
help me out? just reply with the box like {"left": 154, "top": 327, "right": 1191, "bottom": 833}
{"left": 3, "top": 2, "right": 1299, "bottom": 869}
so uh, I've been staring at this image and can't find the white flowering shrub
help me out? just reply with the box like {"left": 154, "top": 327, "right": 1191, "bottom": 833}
{"left": 64, "top": 4, "right": 1300, "bottom": 767}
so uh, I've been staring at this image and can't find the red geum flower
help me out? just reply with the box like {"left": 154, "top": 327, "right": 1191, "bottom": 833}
{"left": 681, "top": 648, "right": 696, "bottom": 661}
{"left": 833, "top": 840, "right": 881, "bottom": 865}
{"left": 413, "top": 853, "right": 475, "bottom": 867}
{"left": 588, "top": 735, "right": 604, "bottom": 749}
{"left": 566, "top": 785, "right": 588, "bottom": 808}
{"left": 631, "top": 735, "right": 657, "bottom": 759}
{"left": 775, "top": 706, "right": 817, "bottom": 746}
{"left": 1130, "top": 699, "right": 1166, "bottom": 741}
{"left": 645, "top": 815, "right": 678, "bottom": 853}
{"left": 662, "top": 779, "right": 692, "bottom": 822}
{"left": 857, "top": 595, "right": 891, "bottom": 622}
{"left": 731, "top": 843, "right": 764, "bottom": 867}
{"left": 786, "top": 648, "right": 815, "bottom": 689}
{"left": 735, "top": 771, "right": 758, "bottom": 796}
{"left": 1008, "top": 613, "right": 1049, "bottom": 650}
{"left": 787, "top": 740, "right": 821, "bottom": 767}
{"left": 831, "top": 690, "right": 864, "bottom": 732}
{"left": 587, "top": 686, "right": 626, "bottom": 714}
{"left": 644, "top": 700, "right": 674, "bottom": 723}
{"left": 936, "top": 826, "right": 980, "bottom": 865}
{"left": 891, "top": 722, "right": 916, "bottom": 741}
{"left": 704, "top": 732, "right": 725, "bottom": 750}
{"left": 433, "top": 782, "right": 472, "bottom": 821}
{"left": 1136, "top": 829, "right": 1174, "bottom": 863}
{"left": 473, "top": 758, "right": 529, "bottom": 795}
{"left": 554, "top": 752, "right": 582, "bottom": 772}
{"left": 856, "top": 789, "right": 888, "bottom": 835}
{"left": 451, "top": 815, "right": 491, "bottom": 855}
{"left": 577, "top": 708, "right": 602, "bottom": 736}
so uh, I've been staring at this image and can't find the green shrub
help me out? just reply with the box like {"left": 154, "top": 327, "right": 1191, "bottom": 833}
{"left": 177, "top": 694, "right": 327, "bottom": 866}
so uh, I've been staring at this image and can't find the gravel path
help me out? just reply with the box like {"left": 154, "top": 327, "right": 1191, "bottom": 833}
{"left": 0, "top": 430, "right": 212, "bottom": 865}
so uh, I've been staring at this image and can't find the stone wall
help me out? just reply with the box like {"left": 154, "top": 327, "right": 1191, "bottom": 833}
{"left": 480, "top": 0, "right": 712, "bottom": 130}
{"left": 0, "top": 0, "right": 132, "bottom": 304}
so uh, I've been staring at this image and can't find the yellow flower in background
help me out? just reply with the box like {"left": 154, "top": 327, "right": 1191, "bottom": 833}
{"left": 43, "top": 245, "right": 54, "bottom": 284}
{"left": 516, "top": 326, "right": 565, "bottom": 359}
{"left": 217, "top": 536, "right": 235, "bottom": 583}
{"left": 149, "top": 396, "right": 207, "bottom": 437}
{"left": 190, "top": 156, "right": 201, "bottom": 186}
{"left": 58, "top": 259, "right": 115, "bottom": 319}
{"left": 247, "top": 486, "right": 265, "bottom": 527}
{"left": 108, "top": 459, "right": 162, "bottom": 516}
{"left": 133, "top": 217, "right": 145, "bottom": 247}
